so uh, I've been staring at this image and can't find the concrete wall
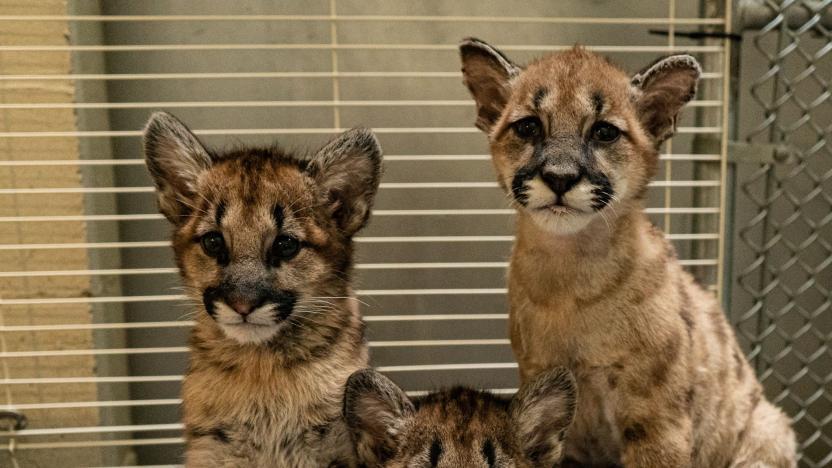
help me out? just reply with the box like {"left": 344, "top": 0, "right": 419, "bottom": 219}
{"left": 0, "top": 0, "right": 118, "bottom": 465}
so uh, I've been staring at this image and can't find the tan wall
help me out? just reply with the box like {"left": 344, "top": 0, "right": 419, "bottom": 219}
{"left": 0, "top": 0, "right": 107, "bottom": 465}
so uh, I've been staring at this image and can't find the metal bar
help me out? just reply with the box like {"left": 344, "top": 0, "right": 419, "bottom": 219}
{"left": 0, "top": 255, "right": 719, "bottom": 278}
{"left": 0, "top": 153, "right": 721, "bottom": 166}
{"left": 0, "top": 14, "right": 726, "bottom": 25}
{"left": 0, "top": 423, "right": 182, "bottom": 437}
{"left": 0, "top": 97, "right": 724, "bottom": 110}
{"left": 0, "top": 71, "right": 724, "bottom": 81}
{"left": 0, "top": 43, "right": 724, "bottom": 53}
{"left": 1, "top": 438, "right": 185, "bottom": 450}
{"left": 0, "top": 125, "right": 720, "bottom": 138}
{"left": 0, "top": 233, "right": 718, "bottom": 251}
{"left": 0, "top": 205, "right": 722, "bottom": 222}
{"left": 0, "top": 314, "right": 509, "bottom": 333}
{"left": 1, "top": 399, "right": 181, "bottom": 411}
{"left": 0, "top": 339, "right": 511, "bottom": 358}
{"left": 0, "top": 178, "right": 723, "bottom": 195}
{"left": 0, "top": 362, "right": 517, "bottom": 384}
{"left": 0, "top": 289, "right": 508, "bottom": 305}
{"left": 0, "top": 181, "right": 722, "bottom": 195}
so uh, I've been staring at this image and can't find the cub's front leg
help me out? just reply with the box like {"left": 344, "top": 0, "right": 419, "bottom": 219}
{"left": 613, "top": 366, "right": 694, "bottom": 468}
{"left": 616, "top": 413, "right": 693, "bottom": 468}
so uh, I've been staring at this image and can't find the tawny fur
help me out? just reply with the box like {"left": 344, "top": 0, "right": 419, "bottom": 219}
{"left": 460, "top": 41, "right": 797, "bottom": 468}
{"left": 343, "top": 368, "right": 577, "bottom": 467}
{"left": 144, "top": 112, "right": 381, "bottom": 467}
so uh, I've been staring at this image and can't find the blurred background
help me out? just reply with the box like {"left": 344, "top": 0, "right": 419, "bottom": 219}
{"left": 0, "top": 0, "right": 828, "bottom": 466}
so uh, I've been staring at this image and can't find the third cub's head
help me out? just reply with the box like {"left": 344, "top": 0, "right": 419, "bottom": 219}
{"left": 143, "top": 112, "right": 381, "bottom": 346}
{"left": 344, "top": 368, "right": 576, "bottom": 467}
{"left": 460, "top": 39, "right": 700, "bottom": 235}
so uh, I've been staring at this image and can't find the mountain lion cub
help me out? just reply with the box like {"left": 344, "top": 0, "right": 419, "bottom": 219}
{"left": 144, "top": 112, "right": 381, "bottom": 467}
{"left": 459, "top": 40, "right": 796, "bottom": 467}
{"left": 343, "top": 367, "right": 577, "bottom": 467}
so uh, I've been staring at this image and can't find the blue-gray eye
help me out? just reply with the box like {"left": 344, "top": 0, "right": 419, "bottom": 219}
{"left": 200, "top": 231, "right": 225, "bottom": 257}
{"left": 591, "top": 122, "right": 621, "bottom": 142}
{"left": 512, "top": 117, "right": 542, "bottom": 139}
{"left": 273, "top": 235, "right": 300, "bottom": 261}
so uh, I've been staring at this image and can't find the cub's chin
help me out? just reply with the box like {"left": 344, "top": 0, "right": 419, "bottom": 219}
{"left": 212, "top": 301, "right": 286, "bottom": 345}
{"left": 526, "top": 205, "right": 596, "bottom": 236}
{"left": 219, "top": 322, "right": 282, "bottom": 345}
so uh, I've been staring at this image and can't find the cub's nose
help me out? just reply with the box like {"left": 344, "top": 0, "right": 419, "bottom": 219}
{"left": 541, "top": 171, "right": 581, "bottom": 197}
{"left": 227, "top": 298, "right": 253, "bottom": 317}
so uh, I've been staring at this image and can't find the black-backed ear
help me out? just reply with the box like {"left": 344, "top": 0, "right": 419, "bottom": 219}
{"left": 143, "top": 112, "right": 212, "bottom": 223}
{"left": 309, "top": 128, "right": 382, "bottom": 236}
{"left": 510, "top": 367, "right": 577, "bottom": 466}
{"left": 459, "top": 37, "right": 521, "bottom": 132}
{"left": 343, "top": 368, "right": 414, "bottom": 466}
{"left": 631, "top": 54, "right": 701, "bottom": 146}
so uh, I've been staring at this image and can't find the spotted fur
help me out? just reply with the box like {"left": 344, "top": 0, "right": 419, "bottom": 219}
{"left": 143, "top": 112, "right": 382, "bottom": 467}
{"left": 460, "top": 40, "right": 796, "bottom": 467}
{"left": 343, "top": 367, "right": 577, "bottom": 467}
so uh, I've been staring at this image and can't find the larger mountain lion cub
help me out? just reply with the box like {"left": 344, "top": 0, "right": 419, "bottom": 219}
{"left": 144, "top": 112, "right": 381, "bottom": 467}
{"left": 459, "top": 40, "right": 796, "bottom": 467}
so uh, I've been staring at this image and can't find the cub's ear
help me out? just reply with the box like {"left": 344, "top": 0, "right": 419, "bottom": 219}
{"left": 510, "top": 367, "right": 577, "bottom": 466}
{"left": 344, "top": 368, "right": 414, "bottom": 466}
{"left": 309, "top": 128, "right": 382, "bottom": 236}
{"left": 143, "top": 112, "right": 212, "bottom": 223}
{"left": 631, "top": 54, "right": 701, "bottom": 146}
{"left": 459, "top": 37, "right": 521, "bottom": 132}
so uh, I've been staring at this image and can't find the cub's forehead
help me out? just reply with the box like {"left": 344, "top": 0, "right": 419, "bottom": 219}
{"left": 198, "top": 152, "right": 313, "bottom": 203}
{"left": 510, "top": 50, "right": 632, "bottom": 113}
{"left": 413, "top": 390, "right": 511, "bottom": 432}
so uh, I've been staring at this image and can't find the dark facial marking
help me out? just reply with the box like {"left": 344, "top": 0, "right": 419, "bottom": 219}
{"left": 623, "top": 423, "right": 647, "bottom": 443}
{"left": 592, "top": 92, "right": 604, "bottom": 115}
{"left": 215, "top": 200, "right": 226, "bottom": 227}
{"left": 202, "top": 282, "right": 297, "bottom": 321}
{"left": 429, "top": 438, "right": 443, "bottom": 467}
{"left": 532, "top": 87, "right": 548, "bottom": 111}
{"left": 511, "top": 163, "right": 538, "bottom": 206}
{"left": 202, "top": 286, "right": 222, "bottom": 318}
{"left": 482, "top": 439, "right": 497, "bottom": 467}
{"left": 272, "top": 204, "right": 284, "bottom": 230}
{"left": 588, "top": 172, "right": 614, "bottom": 210}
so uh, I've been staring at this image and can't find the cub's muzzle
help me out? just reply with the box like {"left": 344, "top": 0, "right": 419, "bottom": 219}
{"left": 203, "top": 282, "right": 296, "bottom": 321}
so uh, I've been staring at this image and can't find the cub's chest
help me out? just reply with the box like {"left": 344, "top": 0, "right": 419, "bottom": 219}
{"left": 226, "top": 416, "right": 349, "bottom": 465}
{"left": 512, "top": 297, "right": 630, "bottom": 367}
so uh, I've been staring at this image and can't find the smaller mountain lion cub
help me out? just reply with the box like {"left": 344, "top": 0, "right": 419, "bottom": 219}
{"left": 343, "top": 367, "right": 577, "bottom": 467}
{"left": 144, "top": 112, "right": 381, "bottom": 467}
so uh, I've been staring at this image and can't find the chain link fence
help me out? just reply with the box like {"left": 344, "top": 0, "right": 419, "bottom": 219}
{"left": 735, "top": 1, "right": 831, "bottom": 466}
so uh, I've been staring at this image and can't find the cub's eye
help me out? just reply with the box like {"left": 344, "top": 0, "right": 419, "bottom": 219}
{"left": 200, "top": 231, "right": 226, "bottom": 258}
{"left": 273, "top": 235, "right": 301, "bottom": 261}
{"left": 590, "top": 122, "right": 621, "bottom": 143}
{"left": 512, "top": 117, "right": 542, "bottom": 139}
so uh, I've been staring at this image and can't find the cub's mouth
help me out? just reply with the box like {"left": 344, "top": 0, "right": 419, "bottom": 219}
{"left": 535, "top": 204, "right": 586, "bottom": 215}
{"left": 510, "top": 168, "right": 615, "bottom": 235}
{"left": 202, "top": 286, "right": 297, "bottom": 344}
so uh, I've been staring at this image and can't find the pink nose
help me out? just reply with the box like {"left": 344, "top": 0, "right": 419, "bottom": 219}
{"left": 227, "top": 299, "right": 252, "bottom": 316}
